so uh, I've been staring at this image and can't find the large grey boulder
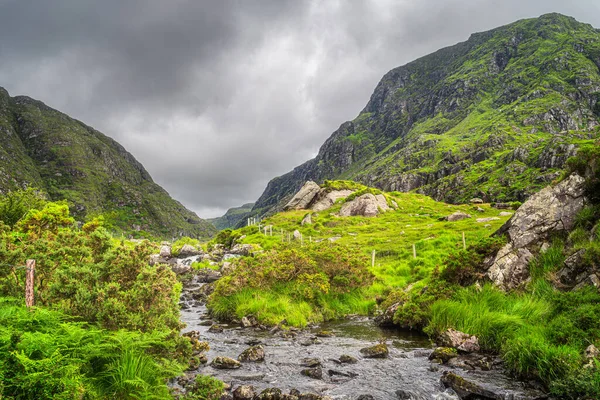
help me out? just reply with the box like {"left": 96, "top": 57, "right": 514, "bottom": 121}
{"left": 178, "top": 244, "right": 202, "bottom": 257}
{"left": 445, "top": 211, "right": 472, "bottom": 222}
{"left": 339, "top": 193, "right": 389, "bottom": 217}
{"left": 487, "top": 174, "right": 586, "bottom": 290}
{"left": 310, "top": 190, "right": 355, "bottom": 211}
{"left": 284, "top": 181, "right": 321, "bottom": 210}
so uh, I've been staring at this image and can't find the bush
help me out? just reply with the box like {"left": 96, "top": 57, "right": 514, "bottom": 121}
{"left": 210, "top": 229, "right": 240, "bottom": 250}
{"left": 208, "top": 244, "right": 374, "bottom": 326}
{"left": 440, "top": 237, "right": 505, "bottom": 286}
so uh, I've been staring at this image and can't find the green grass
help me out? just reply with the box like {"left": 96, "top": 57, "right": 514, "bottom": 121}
{"left": 237, "top": 191, "right": 509, "bottom": 294}
{"left": 207, "top": 187, "right": 510, "bottom": 326}
{"left": 209, "top": 286, "right": 374, "bottom": 327}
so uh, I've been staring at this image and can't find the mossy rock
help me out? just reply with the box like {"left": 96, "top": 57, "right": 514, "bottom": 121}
{"left": 238, "top": 345, "right": 265, "bottom": 362}
{"left": 428, "top": 347, "right": 458, "bottom": 364}
{"left": 210, "top": 356, "right": 241, "bottom": 369}
{"left": 359, "top": 343, "right": 389, "bottom": 358}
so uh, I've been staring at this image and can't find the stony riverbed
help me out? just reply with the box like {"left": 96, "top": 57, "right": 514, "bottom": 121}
{"left": 176, "top": 276, "right": 547, "bottom": 400}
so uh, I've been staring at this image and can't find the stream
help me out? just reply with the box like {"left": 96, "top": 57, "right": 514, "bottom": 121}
{"left": 178, "top": 275, "right": 546, "bottom": 400}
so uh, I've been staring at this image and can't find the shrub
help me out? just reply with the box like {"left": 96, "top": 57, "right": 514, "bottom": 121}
{"left": 440, "top": 237, "right": 505, "bottom": 286}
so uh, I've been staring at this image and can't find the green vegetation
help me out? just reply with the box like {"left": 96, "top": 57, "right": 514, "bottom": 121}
{"left": 0, "top": 189, "right": 201, "bottom": 399}
{"left": 206, "top": 183, "right": 511, "bottom": 326}
{"left": 0, "top": 87, "right": 216, "bottom": 240}
{"left": 208, "top": 203, "right": 254, "bottom": 231}
{"left": 209, "top": 246, "right": 374, "bottom": 326}
{"left": 253, "top": 13, "right": 600, "bottom": 218}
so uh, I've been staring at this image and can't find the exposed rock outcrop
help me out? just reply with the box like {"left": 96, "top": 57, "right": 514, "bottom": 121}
{"left": 339, "top": 194, "right": 389, "bottom": 217}
{"left": 311, "top": 190, "right": 355, "bottom": 211}
{"left": 487, "top": 174, "right": 587, "bottom": 290}
{"left": 284, "top": 181, "right": 321, "bottom": 210}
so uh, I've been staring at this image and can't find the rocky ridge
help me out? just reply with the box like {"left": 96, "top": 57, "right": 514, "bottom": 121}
{"left": 251, "top": 13, "right": 600, "bottom": 218}
{"left": 0, "top": 87, "right": 216, "bottom": 239}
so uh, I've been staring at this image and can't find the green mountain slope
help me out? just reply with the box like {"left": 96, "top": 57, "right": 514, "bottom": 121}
{"left": 208, "top": 202, "right": 254, "bottom": 230}
{"left": 252, "top": 13, "right": 600, "bottom": 217}
{"left": 0, "top": 87, "right": 216, "bottom": 239}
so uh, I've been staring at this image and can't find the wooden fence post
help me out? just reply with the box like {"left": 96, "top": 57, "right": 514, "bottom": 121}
{"left": 412, "top": 244, "right": 417, "bottom": 259}
{"left": 371, "top": 250, "right": 376, "bottom": 267}
{"left": 462, "top": 232, "right": 466, "bottom": 250}
{"left": 25, "top": 259, "right": 35, "bottom": 308}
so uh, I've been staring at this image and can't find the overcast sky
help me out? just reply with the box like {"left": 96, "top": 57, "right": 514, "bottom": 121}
{"left": 0, "top": 1, "right": 599, "bottom": 217}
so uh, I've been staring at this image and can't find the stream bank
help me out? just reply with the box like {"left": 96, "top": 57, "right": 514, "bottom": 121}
{"left": 176, "top": 274, "right": 547, "bottom": 400}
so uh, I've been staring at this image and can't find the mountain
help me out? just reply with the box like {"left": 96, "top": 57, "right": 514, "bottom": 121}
{"left": 252, "top": 13, "right": 600, "bottom": 217}
{"left": 0, "top": 87, "right": 216, "bottom": 239}
{"left": 208, "top": 202, "right": 254, "bottom": 230}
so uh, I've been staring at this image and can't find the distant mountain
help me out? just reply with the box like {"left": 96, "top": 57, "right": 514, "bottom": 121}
{"left": 0, "top": 87, "right": 216, "bottom": 239}
{"left": 252, "top": 13, "right": 600, "bottom": 217}
{"left": 209, "top": 203, "right": 254, "bottom": 230}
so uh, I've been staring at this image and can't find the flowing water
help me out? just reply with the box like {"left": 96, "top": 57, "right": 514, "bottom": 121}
{"left": 179, "top": 278, "right": 545, "bottom": 400}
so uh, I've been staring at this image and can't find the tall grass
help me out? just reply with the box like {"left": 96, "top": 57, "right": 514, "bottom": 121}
{"left": 209, "top": 285, "right": 374, "bottom": 327}
{"left": 427, "top": 284, "right": 600, "bottom": 397}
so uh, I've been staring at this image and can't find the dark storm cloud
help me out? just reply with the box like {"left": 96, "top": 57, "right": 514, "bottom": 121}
{"left": 0, "top": 0, "right": 599, "bottom": 217}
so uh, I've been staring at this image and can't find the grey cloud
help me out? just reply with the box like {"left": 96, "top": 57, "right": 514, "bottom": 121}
{"left": 0, "top": 0, "right": 599, "bottom": 217}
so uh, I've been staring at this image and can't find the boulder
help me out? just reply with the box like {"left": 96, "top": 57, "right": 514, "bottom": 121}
{"left": 493, "top": 202, "right": 511, "bottom": 209}
{"left": 301, "top": 367, "right": 323, "bottom": 380}
{"left": 284, "top": 181, "right": 321, "bottom": 210}
{"left": 339, "top": 354, "right": 358, "bottom": 364}
{"left": 241, "top": 315, "right": 258, "bottom": 328}
{"left": 499, "top": 211, "right": 513, "bottom": 217}
{"left": 339, "top": 194, "right": 381, "bottom": 217}
{"left": 230, "top": 244, "right": 254, "bottom": 256}
{"left": 178, "top": 244, "right": 202, "bottom": 257}
{"left": 208, "top": 324, "right": 224, "bottom": 333}
{"left": 300, "top": 358, "right": 321, "bottom": 368}
{"left": 293, "top": 230, "right": 302, "bottom": 240}
{"left": 586, "top": 344, "right": 599, "bottom": 359}
{"left": 171, "top": 263, "right": 191, "bottom": 275}
{"left": 233, "top": 385, "right": 256, "bottom": 400}
{"left": 470, "top": 198, "right": 484, "bottom": 204}
{"left": 445, "top": 211, "right": 472, "bottom": 222}
{"left": 196, "top": 269, "right": 221, "bottom": 283}
{"left": 375, "top": 194, "right": 390, "bottom": 212}
{"left": 438, "top": 329, "right": 480, "bottom": 353}
{"left": 487, "top": 174, "right": 586, "bottom": 290}
{"left": 238, "top": 345, "right": 265, "bottom": 362}
{"left": 255, "top": 388, "right": 283, "bottom": 400}
{"left": 311, "top": 190, "right": 355, "bottom": 212}
{"left": 159, "top": 245, "right": 171, "bottom": 258}
{"left": 301, "top": 213, "right": 312, "bottom": 225}
{"left": 210, "top": 356, "right": 241, "bottom": 369}
{"left": 440, "top": 371, "right": 501, "bottom": 399}
{"left": 428, "top": 347, "right": 458, "bottom": 364}
{"left": 359, "top": 343, "right": 389, "bottom": 358}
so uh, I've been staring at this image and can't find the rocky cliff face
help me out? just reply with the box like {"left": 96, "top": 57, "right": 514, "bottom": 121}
{"left": 0, "top": 87, "right": 216, "bottom": 239}
{"left": 486, "top": 174, "right": 587, "bottom": 290}
{"left": 252, "top": 13, "right": 600, "bottom": 217}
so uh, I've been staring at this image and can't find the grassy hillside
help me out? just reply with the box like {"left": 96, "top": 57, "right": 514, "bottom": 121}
{"left": 207, "top": 181, "right": 511, "bottom": 325}
{"left": 0, "top": 87, "right": 216, "bottom": 239}
{"left": 252, "top": 13, "right": 600, "bottom": 217}
{"left": 208, "top": 202, "right": 254, "bottom": 230}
